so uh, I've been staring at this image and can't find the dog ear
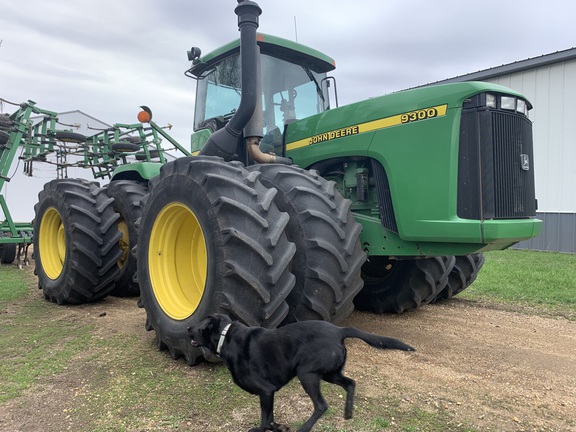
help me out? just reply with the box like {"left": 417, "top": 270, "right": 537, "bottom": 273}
{"left": 212, "top": 313, "right": 233, "bottom": 327}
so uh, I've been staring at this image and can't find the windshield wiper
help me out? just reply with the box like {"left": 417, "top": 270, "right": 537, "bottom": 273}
{"left": 302, "top": 65, "right": 325, "bottom": 103}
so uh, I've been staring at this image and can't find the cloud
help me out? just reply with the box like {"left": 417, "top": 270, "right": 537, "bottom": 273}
{"left": 2, "top": 0, "right": 576, "bottom": 219}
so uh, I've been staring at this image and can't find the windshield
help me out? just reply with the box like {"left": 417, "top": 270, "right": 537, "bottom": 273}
{"left": 194, "top": 52, "right": 329, "bottom": 134}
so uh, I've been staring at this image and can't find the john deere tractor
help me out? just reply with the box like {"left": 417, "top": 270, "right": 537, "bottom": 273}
{"left": 30, "top": 0, "right": 541, "bottom": 365}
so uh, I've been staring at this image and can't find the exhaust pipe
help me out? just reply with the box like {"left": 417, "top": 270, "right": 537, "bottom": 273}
{"left": 247, "top": 137, "right": 292, "bottom": 164}
{"left": 199, "top": 0, "right": 262, "bottom": 160}
{"left": 244, "top": 44, "right": 292, "bottom": 165}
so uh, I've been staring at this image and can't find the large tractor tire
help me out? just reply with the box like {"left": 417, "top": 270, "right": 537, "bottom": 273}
{"left": 434, "top": 253, "right": 485, "bottom": 301}
{"left": 354, "top": 255, "right": 455, "bottom": 313}
{"left": 249, "top": 164, "right": 365, "bottom": 325}
{"left": 137, "top": 156, "right": 296, "bottom": 365}
{"left": 33, "top": 179, "right": 123, "bottom": 304}
{"left": 106, "top": 180, "right": 148, "bottom": 297}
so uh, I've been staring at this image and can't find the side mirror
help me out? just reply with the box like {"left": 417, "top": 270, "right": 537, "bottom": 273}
{"left": 187, "top": 47, "right": 202, "bottom": 62}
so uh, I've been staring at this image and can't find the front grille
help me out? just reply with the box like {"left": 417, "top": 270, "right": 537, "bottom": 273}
{"left": 458, "top": 107, "right": 536, "bottom": 220}
{"left": 491, "top": 112, "right": 536, "bottom": 218}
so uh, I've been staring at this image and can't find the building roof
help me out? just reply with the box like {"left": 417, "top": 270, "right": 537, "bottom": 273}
{"left": 426, "top": 46, "right": 576, "bottom": 86}
{"left": 30, "top": 109, "right": 111, "bottom": 136}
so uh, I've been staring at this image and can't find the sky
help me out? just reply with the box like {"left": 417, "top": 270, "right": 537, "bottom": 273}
{"left": 1, "top": 0, "right": 576, "bottom": 220}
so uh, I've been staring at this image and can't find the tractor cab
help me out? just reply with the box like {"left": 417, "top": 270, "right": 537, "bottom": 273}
{"left": 186, "top": 34, "right": 336, "bottom": 157}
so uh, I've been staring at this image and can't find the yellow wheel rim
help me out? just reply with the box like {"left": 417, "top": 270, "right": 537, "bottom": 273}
{"left": 39, "top": 207, "right": 66, "bottom": 280}
{"left": 148, "top": 203, "right": 208, "bottom": 320}
{"left": 118, "top": 219, "right": 129, "bottom": 269}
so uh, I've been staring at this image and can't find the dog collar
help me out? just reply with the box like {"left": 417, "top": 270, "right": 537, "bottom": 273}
{"left": 216, "top": 323, "right": 231, "bottom": 356}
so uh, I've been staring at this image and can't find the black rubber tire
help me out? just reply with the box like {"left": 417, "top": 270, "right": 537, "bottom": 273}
{"left": 434, "top": 253, "right": 485, "bottom": 301}
{"left": 354, "top": 255, "right": 455, "bottom": 313}
{"left": 0, "top": 130, "right": 9, "bottom": 145}
{"left": 137, "top": 156, "right": 296, "bottom": 365}
{"left": 112, "top": 142, "right": 140, "bottom": 152}
{"left": 249, "top": 164, "right": 366, "bottom": 325}
{"left": 0, "top": 114, "right": 12, "bottom": 130}
{"left": 124, "top": 136, "right": 141, "bottom": 144}
{"left": 54, "top": 131, "right": 87, "bottom": 143}
{"left": 0, "top": 242, "right": 17, "bottom": 264}
{"left": 106, "top": 180, "right": 148, "bottom": 297}
{"left": 33, "top": 179, "right": 123, "bottom": 304}
{"left": 135, "top": 150, "right": 160, "bottom": 160}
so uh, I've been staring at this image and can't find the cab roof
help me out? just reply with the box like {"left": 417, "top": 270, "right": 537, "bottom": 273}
{"left": 188, "top": 33, "right": 336, "bottom": 77}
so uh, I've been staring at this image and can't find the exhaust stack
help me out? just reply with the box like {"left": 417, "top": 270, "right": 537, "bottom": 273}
{"left": 199, "top": 0, "right": 262, "bottom": 160}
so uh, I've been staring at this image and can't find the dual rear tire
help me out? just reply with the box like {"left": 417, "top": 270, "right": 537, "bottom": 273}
{"left": 105, "top": 180, "right": 148, "bottom": 297}
{"left": 249, "top": 164, "right": 365, "bottom": 325}
{"left": 136, "top": 159, "right": 365, "bottom": 364}
{"left": 355, "top": 254, "right": 484, "bottom": 313}
{"left": 33, "top": 179, "right": 123, "bottom": 304}
{"left": 434, "top": 253, "right": 485, "bottom": 301}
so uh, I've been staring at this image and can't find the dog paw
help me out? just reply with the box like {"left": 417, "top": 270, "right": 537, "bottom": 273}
{"left": 248, "top": 422, "right": 291, "bottom": 431}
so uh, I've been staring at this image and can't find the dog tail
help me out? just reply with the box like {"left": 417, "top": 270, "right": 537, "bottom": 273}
{"left": 342, "top": 327, "right": 416, "bottom": 351}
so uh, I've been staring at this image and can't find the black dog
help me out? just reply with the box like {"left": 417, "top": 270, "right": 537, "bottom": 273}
{"left": 187, "top": 314, "right": 415, "bottom": 432}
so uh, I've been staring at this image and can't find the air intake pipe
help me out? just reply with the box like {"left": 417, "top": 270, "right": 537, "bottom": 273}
{"left": 199, "top": 0, "right": 262, "bottom": 160}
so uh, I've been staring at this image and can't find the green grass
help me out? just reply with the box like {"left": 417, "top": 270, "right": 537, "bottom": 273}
{"left": 0, "top": 266, "right": 94, "bottom": 402}
{"left": 0, "top": 303, "right": 93, "bottom": 402}
{"left": 0, "top": 265, "right": 29, "bottom": 303}
{"left": 461, "top": 249, "right": 576, "bottom": 317}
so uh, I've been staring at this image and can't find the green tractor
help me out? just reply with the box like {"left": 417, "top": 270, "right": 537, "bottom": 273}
{"left": 31, "top": 0, "right": 541, "bottom": 365}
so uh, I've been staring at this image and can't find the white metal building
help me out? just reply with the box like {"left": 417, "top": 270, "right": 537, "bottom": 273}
{"left": 436, "top": 48, "right": 576, "bottom": 252}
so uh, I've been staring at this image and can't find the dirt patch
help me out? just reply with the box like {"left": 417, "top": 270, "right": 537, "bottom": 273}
{"left": 1, "top": 269, "right": 575, "bottom": 431}
{"left": 343, "top": 303, "right": 576, "bottom": 431}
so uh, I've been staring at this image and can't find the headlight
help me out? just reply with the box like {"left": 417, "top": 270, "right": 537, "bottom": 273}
{"left": 464, "top": 93, "right": 530, "bottom": 117}
{"left": 486, "top": 93, "right": 497, "bottom": 108}
{"left": 501, "top": 96, "right": 516, "bottom": 111}
{"left": 516, "top": 99, "right": 528, "bottom": 116}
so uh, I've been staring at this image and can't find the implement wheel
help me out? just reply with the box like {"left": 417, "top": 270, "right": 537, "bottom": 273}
{"left": 54, "top": 131, "right": 87, "bottom": 143}
{"left": 33, "top": 179, "right": 123, "bottom": 304}
{"left": 354, "top": 256, "right": 455, "bottom": 313}
{"left": 0, "top": 130, "right": 9, "bottom": 145}
{"left": 250, "top": 164, "right": 365, "bottom": 324}
{"left": 106, "top": 180, "right": 148, "bottom": 297}
{"left": 137, "top": 156, "right": 296, "bottom": 365}
{"left": 0, "top": 114, "right": 12, "bottom": 130}
{"left": 0, "top": 242, "right": 17, "bottom": 264}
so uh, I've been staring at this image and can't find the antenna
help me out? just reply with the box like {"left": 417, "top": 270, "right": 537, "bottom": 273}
{"left": 294, "top": 16, "right": 298, "bottom": 42}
